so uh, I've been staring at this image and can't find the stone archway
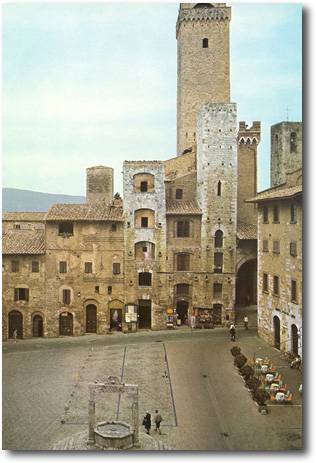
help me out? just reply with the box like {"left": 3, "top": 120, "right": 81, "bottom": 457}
{"left": 9, "top": 310, "right": 23, "bottom": 339}
{"left": 236, "top": 259, "right": 257, "bottom": 306}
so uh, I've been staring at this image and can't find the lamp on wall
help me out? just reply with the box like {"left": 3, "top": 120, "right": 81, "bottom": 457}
{"left": 77, "top": 291, "right": 81, "bottom": 297}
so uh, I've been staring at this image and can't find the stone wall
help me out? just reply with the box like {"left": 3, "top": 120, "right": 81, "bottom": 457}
{"left": 257, "top": 198, "right": 302, "bottom": 355}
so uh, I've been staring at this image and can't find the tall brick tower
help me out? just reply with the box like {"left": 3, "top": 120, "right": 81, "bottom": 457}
{"left": 176, "top": 3, "right": 231, "bottom": 155}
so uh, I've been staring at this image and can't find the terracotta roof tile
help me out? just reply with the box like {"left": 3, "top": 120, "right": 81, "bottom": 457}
{"left": 2, "top": 212, "right": 46, "bottom": 222}
{"left": 246, "top": 185, "right": 302, "bottom": 203}
{"left": 237, "top": 222, "right": 257, "bottom": 240}
{"left": 45, "top": 201, "right": 124, "bottom": 222}
{"left": 2, "top": 229, "right": 45, "bottom": 255}
{"left": 166, "top": 200, "right": 202, "bottom": 215}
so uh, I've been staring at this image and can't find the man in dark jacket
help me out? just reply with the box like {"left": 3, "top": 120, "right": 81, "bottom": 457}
{"left": 143, "top": 411, "right": 151, "bottom": 434}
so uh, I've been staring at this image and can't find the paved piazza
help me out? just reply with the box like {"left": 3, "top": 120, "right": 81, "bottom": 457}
{"left": 3, "top": 328, "right": 302, "bottom": 451}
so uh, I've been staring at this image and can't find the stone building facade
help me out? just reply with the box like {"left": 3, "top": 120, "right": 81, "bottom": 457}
{"left": 2, "top": 3, "right": 261, "bottom": 339}
{"left": 247, "top": 123, "right": 302, "bottom": 356}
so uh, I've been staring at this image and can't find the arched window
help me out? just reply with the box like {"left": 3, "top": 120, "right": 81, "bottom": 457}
{"left": 217, "top": 181, "right": 222, "bottom": 196}
{"left": 290, "top": 132, "right": 297, "bottom": 153}
{"left": 202, "top": 38, "right": 209, "bottom": 48}
{"left": 214, "top": 230, "right": 223, "bottom": 248}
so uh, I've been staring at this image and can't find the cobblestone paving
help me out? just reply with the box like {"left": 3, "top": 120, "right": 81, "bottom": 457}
{"left": 2, "top": 328, "right": 303, "bottom": 451}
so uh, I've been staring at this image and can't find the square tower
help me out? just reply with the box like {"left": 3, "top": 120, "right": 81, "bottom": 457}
{"left": 176, "top": 3, "right": 231, "bottom": 155}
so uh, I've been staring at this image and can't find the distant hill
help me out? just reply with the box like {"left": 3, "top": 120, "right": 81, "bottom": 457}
{"left": 2, "top": 188, "right": 86, "bottom": 212}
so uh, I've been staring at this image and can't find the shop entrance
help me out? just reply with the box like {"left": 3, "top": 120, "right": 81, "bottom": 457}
{"left": 176, "top": 300, "right": 189, "bottom": 325}
{"left": 86, "top": 304, "right": 97, "bottom": 333}
{"left": 291, "top": 324, "right": 299, "bottom": 355}
{"left": 110, "top": 309, "right": 122, "bottom": 331}
{"left": 138, "top": 300, "right": 151, "bottom": 329}
{"left": 273, "top": 316, "right": 281, "bottom": 349}
{"left": 33, "top": 315, "right": 43, "bottom": 337}
{"left": 9, "top": 310, "right": 23, "bottom": 339}
{"left": 212, "top": 304, "right": 222, "bottom": 325}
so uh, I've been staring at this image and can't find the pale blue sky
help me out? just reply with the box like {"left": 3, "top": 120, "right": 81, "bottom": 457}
{"left": 2, "top": 2, "right": 302, "bottom": 195}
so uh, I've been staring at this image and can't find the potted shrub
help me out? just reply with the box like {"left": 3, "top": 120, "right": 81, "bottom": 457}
{"left": 230, "top": 346, "right": 241, "bottom": 357}
{"left": 245, "top": 376, "right": 260, "bottom": 392}
{"left": 240, "top": 365, "right": 254, "bottom": 380}
{"left": 234, "top": 354, "right": 247, "bottom": 369}
{"left": 253, "top": 388, "right": 270, "bottom": 406}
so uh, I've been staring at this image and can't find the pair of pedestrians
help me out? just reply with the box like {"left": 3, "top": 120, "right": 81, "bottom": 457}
{"left": 142, "top": 410, "right": 162, "bottom": 435}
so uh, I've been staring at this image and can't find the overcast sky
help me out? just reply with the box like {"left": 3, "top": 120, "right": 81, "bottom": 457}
{"left": 2, "top": 2, "right": 302, "bottom": 196}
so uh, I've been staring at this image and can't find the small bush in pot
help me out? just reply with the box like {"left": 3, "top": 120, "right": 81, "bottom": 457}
{"left": 234, "top": 354, "right": 247, "bottom": 369}
{"left": 230, "top": 346, "right": 241, "bottom": 357}
{"left": 245, "top": 376, "right": 260, "bottom": 392}
{"left": 240, "top": 365, "right": 254, "bottom": 380}
{"left": 253, "top": 388, "right": 270, "bottom": 406}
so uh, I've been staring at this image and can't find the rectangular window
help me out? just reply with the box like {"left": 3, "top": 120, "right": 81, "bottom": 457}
{"left": 273, "top": 275, "right": 279, "bottom": 296}
{"left": 113, "top": 263, "right": 121, "bottom": 275}
{"left": 290, "top": 241, "right": 297, "bottom": 257}
{"left": 290, "top": 203, "right": 297, "bottom": 223}
{"left": 14, "top": 224, "right": 21, "bottom": 229}
{"left": 263, "top": 206, "right": 269, "bottom": 223}
{"left": 175, "top": 189, "right": 183, "bottom": 199}
{"left": 177, "top": 220, "right": 190, "bottom": 237}
{"left": 141, "top": 217, "right": 148, "bottom": 228}
{"left": 11, "top": 260, "right": 19, "bottom": 273}
{"left": 62, "top": 289, "right": 71, "bottom": 305}
{"left": 213, "top": 283, "right": 222, "bottom": 298}
{"left": 32, "top": 261, "right": 39, "bottom": 273}
{"left": 108, "top": 285, "right": 112, "bottom": 295}
{"left": 95, "top": 286, "right": 100, "bottom": 294}
{"left": 58, "top": 222, "right": 73, "bottom": 236}
{"left": 291, "top": 280, "right": 297, "bottom": 303}
{"left": 273, "top": 205, "right": 279, "bottom": 223}
{"left": 177, "top": 254, "right": 190, "bottom": 271}
{"left": 14, "top": 287, "right": 29, "bottom": 301}
{"left": 59, "top": 261, "right": 67, "bottom": 273}
{"left": 214, "top": 252, "right": 223, "bottom": 273}
{"left": 273, "top": 240, "right": 280, "bottom": 254}
{"left": 111, "top": 223, "right": 117, "bottom": 232}
{"left": 140, "top": 181, "right": 148, "bottom": 192}
{"left": 85, "top": 262, "right": 93, "bottom": 273}
{"left": 262, "top": 240, "right": 269, "bottom": 252}
{"left": 263, "top": 273, "right": 268, "bottom": 292}
{"left": 139, "top": 272, "right": 152, "bottom": 286}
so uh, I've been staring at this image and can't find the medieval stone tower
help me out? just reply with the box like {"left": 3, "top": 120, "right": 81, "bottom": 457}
{"left": 176, "top": 3, "right": 231, "bottom": 155}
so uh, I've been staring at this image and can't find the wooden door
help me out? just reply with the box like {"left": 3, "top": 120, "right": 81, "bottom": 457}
{"left": 59, "top": 312, "right": 73, "bottom": 336}
{"left": 86, "top": 305, "right": 97, "bottom": 333}
{"left": 33, "top": 315, "right": 43, "bottom": 337}
{"left": 9, "top": 311, "right": 23, "bottom": 339}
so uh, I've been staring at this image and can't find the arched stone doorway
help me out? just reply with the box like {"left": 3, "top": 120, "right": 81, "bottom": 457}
{"left": 236, "top": 259, "right": 257, "bottom": 306}
{"left": 32, "top": 314, "right": 43, "bottom": 337}
{"left": 86, "top": 304, "right": 97, "bottom": 333}
{"left": 291, "top": 324, "right": 299, "bottom": 355}
{"left": 59, "top": 312, "right": 73, "bottom": 336}
{"left": 9, "top": 310, "right": 23, "bottom": 339}
{"left": 273, "top": 316, "right": 281, "bottom": 349}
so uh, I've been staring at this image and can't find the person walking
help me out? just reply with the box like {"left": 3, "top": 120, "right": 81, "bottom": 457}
{"left": 154, "top": 409, "right": 162, "bottom": 434}
{"left": 142, "top": 411, "right": 151, "bottom": 435}
{"left": 13, "top": 328, "right": 18, "bottom": 343}
{"left": 244, "top": 315, "right": 249, "bottom": 330}
{"left": 229, "top": 323, "right": 236, "bottom": 341}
